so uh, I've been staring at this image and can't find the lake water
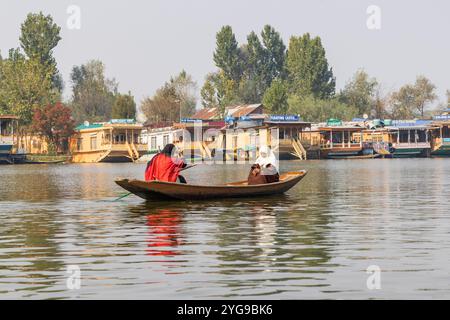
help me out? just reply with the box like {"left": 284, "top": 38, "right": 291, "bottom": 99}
{"left": 0, "top": 159, "right": 449, "bottom": 299}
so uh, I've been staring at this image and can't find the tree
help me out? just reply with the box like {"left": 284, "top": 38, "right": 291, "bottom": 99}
{"left": 262, "top": 79, "right": 288, "bottom": 114}
{"left": 285, "top": 33, "right": 335, "bottom": 99}
{"left": 70, "top": 60, "right": 118, "bottom": 123}
{"left": 112, "top": 92, "right": 136, "bottom": 119}
{"left": 339, "top": 70, "right": 378, "bottom": 116}
{"left": 288, "top": 95, "right": 358, "bottom": 122}
{"left": 213, "top": 26, "right": 243, "bottom": 82}
{"left": 141, "top": 71, "right": 197, "bottom": 123}
{"left": 200, "top": 73, "right": 220, "bottom": 108}
{"left": 19, "top": 12, "right": 62, "bottom": 92}
{"left": 31, "top": 102, "right": 75, "bottom": 153}
{"left": 390, "top": 85, "right": 416, "bottom": 119}
{"left": 260, "top": 25, "right": 286, "bottom": 85}
{"left": 390, "top": 76, "right": 437, "bottom": 118}
{"left": 413, "top": 76, "right": 437, "bottom": 117}
{"left": 170, "top": 70, "right": 197, "bottom": 119}
{"left": 0, "top": 48, "right": 58, "bottom": 125}
{"left": 446, "top": 90, "right": 450, "bottom": 108}
{"left": 141, "top": 85, "right": 180, "bottom": 123}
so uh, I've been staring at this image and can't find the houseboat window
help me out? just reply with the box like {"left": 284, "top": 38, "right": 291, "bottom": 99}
{"left": 443, "top": 126, "right": 450, "bottom": 138}
{"left": 90, "top": 135, "right": 97, "bottom": 150}
{"left": 77, "top": 138, "right": 82, "bottom": 151}
{"left": 417, "top": 130, "right": 427, "bottom": 143}
{"left": 134, "top": 134, "right": 139, "bottom": 144}
{"left": 105, "top": 133, "right": 111, "bottom": 143}
{"left": 0, "top": 120, "right": 12, "bottom": 135}
{"left": 250, "top": 134, "right": 259, "bottom": 147}
{"left": 151, "top": 136, "right": 157, "bottom": 150}
{"left": 351, "top": 132, "right": 361, "bottom": 143}
{"left": 114, "top": 134, "right": 125, "bottom": 144}
{"left": 399, "top": 130, "right": 409, "bottom": 143}
{"left": 163, "top": 135, "right": 169, "bottom": 146}
{"left": 343, "top": 131, "right": 350, "bottom": 143}
{"left": 279, "top": 129, "right": 285, "bottom": 140}
{"left": 409, "top": 130, "right": 416, "bottom": 143}
{"left": 332, "top": 132, "right": 342, "bottom": 144}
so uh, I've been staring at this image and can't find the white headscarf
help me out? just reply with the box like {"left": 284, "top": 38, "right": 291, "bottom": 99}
{"left": 256, "top": 145, "right": 278, "bottom": 172}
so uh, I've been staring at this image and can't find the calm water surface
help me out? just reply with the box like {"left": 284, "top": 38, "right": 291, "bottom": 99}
{"left": 0, "top": 159, "right": 449, "bottom": 299}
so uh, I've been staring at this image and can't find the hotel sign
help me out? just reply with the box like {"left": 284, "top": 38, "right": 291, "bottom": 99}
{"left": 269, "top": 115, "right": 300, "bottom": 121}
{"left": 434, "top": 115, "right": 450, "bottom": 120}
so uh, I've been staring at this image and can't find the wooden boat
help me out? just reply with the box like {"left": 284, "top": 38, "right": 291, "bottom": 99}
{"left": 115, "top": 170, "right": 307, "bottom": 201}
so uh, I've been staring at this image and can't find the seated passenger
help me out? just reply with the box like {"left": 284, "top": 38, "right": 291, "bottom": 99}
{"left": 248, "top": 146, "right": 280, "bottom": 185}
{"left": 247, "top": 164, "right": 267, "bottom": 185}
{"left": 145, "top": 143, "right": 187, "bottom": 183}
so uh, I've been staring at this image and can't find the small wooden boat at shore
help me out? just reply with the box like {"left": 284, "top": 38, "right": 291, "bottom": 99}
{"left": 115, "top": 170, "right": 307, "bottom": 201}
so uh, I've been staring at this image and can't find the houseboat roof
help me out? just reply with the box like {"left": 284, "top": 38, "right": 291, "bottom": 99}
{"left": 385, "top": 125, "right": 432, "bottom": 130}
{"left": 225, "top": 104, "right": 263, "bottom": 118}
{"left": 318, "top": 126, "right": 364, "bottom": 132}
{"left": 0, "top": 115, "right": 19, "bottom": 120}
{"left": 75, "top": 119, "right": 142, "bottom": 131}
{"left": 191, "top": 107, "right": 222, "bottom": 120}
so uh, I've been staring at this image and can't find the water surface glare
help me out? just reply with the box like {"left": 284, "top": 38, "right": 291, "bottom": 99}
{"left": 0, "top": 159, "right": 449, "bottom": 299}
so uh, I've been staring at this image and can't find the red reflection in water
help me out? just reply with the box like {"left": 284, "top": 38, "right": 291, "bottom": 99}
{"left": 146, "top": 210, "right": 182, "bottom": 256}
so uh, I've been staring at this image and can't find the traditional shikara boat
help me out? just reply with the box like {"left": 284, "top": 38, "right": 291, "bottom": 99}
{"left": 115, "top": 170, "right": 307, "bottom": 201}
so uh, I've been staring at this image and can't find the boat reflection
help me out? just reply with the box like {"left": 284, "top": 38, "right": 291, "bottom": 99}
{"left": 146, "top": 209, "right": 183, "bottom": 257}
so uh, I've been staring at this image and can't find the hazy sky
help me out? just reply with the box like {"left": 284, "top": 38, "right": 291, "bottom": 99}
{"left": 1, "top": 0, "right": 449, "bottom": 112}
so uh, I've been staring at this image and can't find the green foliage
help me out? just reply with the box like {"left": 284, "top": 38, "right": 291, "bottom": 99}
{"left": 112, "top": 92, "right": 136, "bottom": 119}
{"left": 0, "top": 48, "right": 58, "bottom": 124}
{"left": 262, "top": 79, "right": 288, "bottom": 114}
{"left": 213, "top": 26, "right": 243, "bottom": 82}
{"left": 141, "top": 70, "right": 197, "bottom": 123}
{"left": 339, "top": 69, "right": 378, "bottom": 116}
{"left": 19, "top": 12, "right": 62, "bottom": 91}
{"left": 288, "top": 94, "right": 358, "bottom": 122}
{"left": 0, "top": 12, "right": 62, "bottom": 125}
{"left": 390, "top": 75, "right": 437, "bottom": 118}
{"left": 70, "top": 60, "right": 118, "bottom": 123}
{"left": 285, "top": 33, "right": 335, "bottom": 99}
{"left": 210, "top": 25, "right": 286, "bottom": 106}
{"left": 200, "top": 73, "right": 219, "bottom": 108}
{"left": 260, "top": 25, "right": 286, "bottom": 84}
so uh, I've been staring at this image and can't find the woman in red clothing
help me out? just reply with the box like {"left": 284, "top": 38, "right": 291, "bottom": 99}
{"left": 145, "top": 143, "right": 187, "bottom": 183}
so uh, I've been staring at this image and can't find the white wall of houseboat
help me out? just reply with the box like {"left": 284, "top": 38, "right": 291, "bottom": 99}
{"left": 141, "top": 127, "right": 174, "bottom": 152}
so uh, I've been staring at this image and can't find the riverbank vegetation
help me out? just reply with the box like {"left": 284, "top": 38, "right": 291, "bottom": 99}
{"left": 0, "top": 12, "right": 448, "bottom": 141}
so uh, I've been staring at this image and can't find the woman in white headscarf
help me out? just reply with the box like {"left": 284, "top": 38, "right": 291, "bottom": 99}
{"left": 248, "top": 146, "right": 279, "bottom": 184}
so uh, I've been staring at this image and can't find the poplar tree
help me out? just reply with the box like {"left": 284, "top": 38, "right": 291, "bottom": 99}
{"left": 285, "top": 33, "right": 335, "bottom": 99}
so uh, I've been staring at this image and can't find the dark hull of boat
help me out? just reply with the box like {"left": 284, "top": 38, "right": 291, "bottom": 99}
{"left": 115, "top": 171, "right": 307, "bottom": 201}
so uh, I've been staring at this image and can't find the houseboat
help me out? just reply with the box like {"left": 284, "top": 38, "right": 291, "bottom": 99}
{"left": 385, "top": 120, "right": 432, "bottom": 157}
{"left": 70, "top": 119, "right": 147, "bottom": 163}
{"left": 264, "top": 115, "right": 311, "bottom": 160}
{"left": 139, "top": 123, "right": 174, "bottom": 162}
{"left": 0, "top": 115, "right": 25, "bottom": 164}
{"left": 318, "top": 120, "right": 365, "bottom": 159}
{"left": 430, "top": 111, "right": 450, "bottom": 156}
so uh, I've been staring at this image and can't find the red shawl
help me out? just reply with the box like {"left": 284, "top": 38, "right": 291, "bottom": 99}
{"left": 144, "top": 153, "right": 185, "bottom": 182}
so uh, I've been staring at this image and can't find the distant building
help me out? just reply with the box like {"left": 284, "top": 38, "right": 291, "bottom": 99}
{"left": 191, "top": 107, "right": 222, "bottom": 121}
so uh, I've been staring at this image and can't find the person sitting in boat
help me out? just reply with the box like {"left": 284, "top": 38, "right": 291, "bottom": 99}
{"left": 248, "top": 146, "right": 279, "bottom": 185}
{"left": 145, "top": 143, "right": 187, "bottom": 183}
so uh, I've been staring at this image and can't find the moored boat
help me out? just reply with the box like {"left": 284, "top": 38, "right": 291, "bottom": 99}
{"left": 430, "top": 111, "right": 450, "bottom": 157}
{"left": 385, "top": 121, "right": 432, "bottom": 158}
{"left": 115, "top": 170, "right": 307, "bottom": 201}
{"left": 318, "top": 122, "right": 364, "bottom": 159}
{"left": 70, "top": 119, "right": 147, "bottom": 163}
